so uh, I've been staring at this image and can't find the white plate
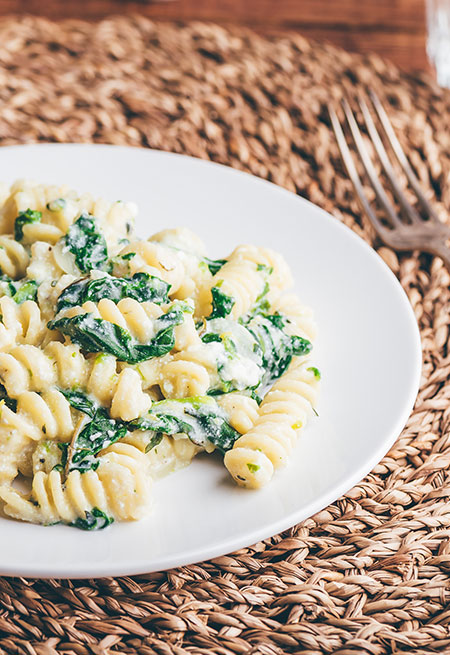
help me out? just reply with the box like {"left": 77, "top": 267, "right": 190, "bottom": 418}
{"left": 0, "top": 144, "right": 421, "bottom": 579}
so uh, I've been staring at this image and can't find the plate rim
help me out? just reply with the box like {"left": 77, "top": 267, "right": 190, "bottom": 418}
{"left": 0, "top": 143, "right": 422, "bottom": 578}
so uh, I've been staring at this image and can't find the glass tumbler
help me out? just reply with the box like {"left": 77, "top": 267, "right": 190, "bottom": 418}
{"left": 427, "top": 0, "right": 450, "bottom": 88}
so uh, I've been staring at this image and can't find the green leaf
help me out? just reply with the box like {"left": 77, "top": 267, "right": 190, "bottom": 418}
{"left": 65, "top": 213, "right": 108, "bottom": 273}
{"left": 70, "top": 507, "right": 114, "bottom": 530}
{"left": 145, "top": 433, "right": 163, "bottom": 453}
{"left": 291, "top": 336, "right": 313, "bottom": 357}
{"left": 247, "top": 462, "right": 260, "bottom": 473}
{"left": 46, "top": 198, "right": 66, "bottom": 211}
{"left": 69, "top": 407, "right": 127, "bottom": 473}
{"left": 0, "top": 384, "right": 17, "bottom": 412}
{"left": 203, "top": 257, "right": 227, "bottom": 276}
{"left": 248, "top": 315, "right": 312, "bottom": 389}
{"left": 209, "top": 286, "right": 235, "bottom": 319}
{"left": 11, "top": 280, "right": 38, "bottom": 304}
{"left": 14, "top": 209, "right": 42, "bottom": 241}
{"left": 0, "top": 277, "right": 39, "bottom": 304}
{"left": 240, "top": 281, "right": 271, "bottom": 323}
{"left": 129, "top": 396, "right": 240, "bottom": 454}
{"left": 60, "top": 388, "right": 97, "bottom": 418}
{"left": 256, "top": 263, "right": 273, "bottom": 274}
{"left": 48, "top": 303, "right": 187, "bottom": 364}
{"left": 56, "top": 272, "right": 170, "bottom": 312}
{"left": 249, "top": 390, "right": 262, "bottom": 405}
{"left": 129, "top": 412, "right": 192, "bottom": 437}
{"left": 49, "top": 313, "right": 133, "bottom": 361}
{"left": 201, "top": 333, "right": 222, "bottom": 344}
{"left": 307, "top": 366, "right": 321, "bottom": 380}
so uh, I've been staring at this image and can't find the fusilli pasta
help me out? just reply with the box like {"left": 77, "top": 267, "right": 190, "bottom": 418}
{"left": 0, "top": 442, "right": 152, "bottom": 524}
{"left": 0, "top": 297, "right": 45, "bottom": 349}
{"left": 224, "top": 360, "right": 320, "bottom": 488}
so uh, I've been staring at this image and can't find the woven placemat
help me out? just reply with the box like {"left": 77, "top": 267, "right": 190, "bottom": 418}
{"left": 1, "top": 15, "right": 450, "bottom": 655}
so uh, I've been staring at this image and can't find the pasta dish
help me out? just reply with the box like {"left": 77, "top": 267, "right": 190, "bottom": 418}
{"left": 0, "top": 180, "right": 320, "bottom": 530}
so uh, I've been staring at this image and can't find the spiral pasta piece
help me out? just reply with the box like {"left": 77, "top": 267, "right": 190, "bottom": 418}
{"left": 0, "top": 387, "right": 75, "bottom": 486}
{"left": 173, "top": 314, "right": 203, "bottom": 351}
{"left": 118, "top": 241, "right": 185, "bottom": 294}
{"left": 159, "top": 360, "right": 211, "bottom": 398}
{"left": 204, "top": 256, "right": 263, "bottom": 319}
{"left": 231, "top": 245, "right": 293, "bottom": 294}
{"left": 153, "top": 344, "right": 220, "bottom": 398}
{"left": 224, "top": 360, "right": 320, "bottom": 488}
{"left": 124, "top": 432, "right": 199, "bottom": 479}
{"left": 0, "top": 345, "right": 58, "bottom": 396}
{"left": 0, "top": 236, "right": 29, "bottom": 278}
{"left": 0, "top": 442, "right": 152, "bottom": 525}
{"left": 0, "top": 389, "right": 74, "bottom": 442}
{"left": 109, "top": 368, "right": 151, "bottom": 421}
{"left": 0, "top": 342, "right": 89, "bottom": 398}
{"left": 216, "top": 393, "right": 259, "bottom": 434}
{"left": 200, "top": 245, "right": 292, "bottom": 319}
{"left": 272, "top": 293, "right": 317, "bottom": 341}
{"left": 148, "top": 228, "right": 212, "bottom": 303}
{"left": 0, "top": 297, "right": 45, "bottom": 350}
{"left": 118, "top": 238, "right": 212, "bottom": 305}
{"left": 26, "top": 241, "right": 65, "bottom": 286}
{"left": 0, "top": 425, "right": 29, "bottom": 487}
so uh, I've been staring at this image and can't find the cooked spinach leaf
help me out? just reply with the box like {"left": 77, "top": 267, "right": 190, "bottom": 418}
{"left": 248, "top": 315, "right": 312, "bottom": 388}
{"left": 11, "top": 280, "right": 38, "bottom": 304}
{"left": 203, "top": 257, "right": 227, "bottom": 276}
{"left": 145, "top": 433, "right": 163, "bottom": 454}
{"left": 65, "top": 213, "right": 108, "bottom": 273}
{"left": 48, "top": 302, "right": 188, "bottom": 364}
{"left": 129, "top": 396, "right": 240, "bottom": 454}
{"left": 56, "top": 272, "right": 170, "bottom": 312}
{"left": 240, "top": 281, "right": 270, "bottom": 324}
{"left": 49, "top": 313, "right": 133, "bottom": 360}
{"left": 0, "top": 384, "right": 17, "bottom": 412}
{"left": 69, "top": 408, "right": 127, "bottom": 472}
{"left": 46, "top": 198, "right": 66, "bottom": 212}
{"left": 56, "top": 390, "right": 127, "bottom": 473}
{"left": 60, "top": 388, "right": 97, "bottom": 418}
{"left": 14, "top": 209, "right": 42, "bottom": 241}
{"left": 55, "top": 442, "right": 69, "bottom": 471}
{"left": 256, "top": 263, "right": 273, "bottom": 274}
{"left": 307, "top": 366, "right": 321, "bottom": 380}
{"left": 0, "top": 276, "right": 39, "bottom": 304}
{"left": 70, "top": 508, "right": 114, "bottom": 530}
{"left": 291, "top": 335, "right": 313, "bottom": 357}
{"left": 209, "top": 286, "right": 235, "bottom": 319}
{"left": 201, "top": 332, "right": 222, "bottom": 344}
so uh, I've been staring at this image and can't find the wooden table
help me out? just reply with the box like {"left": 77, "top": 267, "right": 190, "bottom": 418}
{"left": 0, "top": 0, "right": 428, "bottom": 73}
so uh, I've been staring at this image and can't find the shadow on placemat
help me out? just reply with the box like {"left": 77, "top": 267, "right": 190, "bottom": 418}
{"left": 1, "top": 15, "right": 450, "bottom": 655}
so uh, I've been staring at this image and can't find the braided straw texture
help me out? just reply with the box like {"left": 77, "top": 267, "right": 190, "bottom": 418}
{"left": 1, "top": 15, "right": 450, "bottom": 655}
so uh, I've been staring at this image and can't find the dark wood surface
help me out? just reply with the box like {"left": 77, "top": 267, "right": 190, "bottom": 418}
{"left": 0, "top": 0, "right": 428, "bottom": 72}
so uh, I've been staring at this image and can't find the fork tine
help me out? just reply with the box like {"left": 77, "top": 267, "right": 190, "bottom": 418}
{"left": 341, "top": 98, "right": 403, "bottom": 230}
{"left": 369, "top": 90, "right": 441, "bottom": 223}
{"left": 328, "top": 104, "right": 389, "bottom": 237}
{"left": 358, "top": 95, "right": 422, "bottom": 224}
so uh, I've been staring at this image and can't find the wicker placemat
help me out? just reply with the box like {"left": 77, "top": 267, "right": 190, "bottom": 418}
{"left": 1, "top": 15, "right": 450, "bottom": 655}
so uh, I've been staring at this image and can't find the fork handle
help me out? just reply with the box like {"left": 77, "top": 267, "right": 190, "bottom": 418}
{"left": 431, "top": 243, "right": 450, "bottom": 274}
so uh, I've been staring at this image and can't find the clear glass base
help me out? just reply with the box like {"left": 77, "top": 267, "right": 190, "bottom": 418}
{"left": 427, "top": 0, "right": 450, "bottom": 89}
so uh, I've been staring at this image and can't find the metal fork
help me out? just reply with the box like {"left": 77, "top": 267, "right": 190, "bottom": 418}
{"left": 329, "top": 92, "right": 450, "bottom": 272}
